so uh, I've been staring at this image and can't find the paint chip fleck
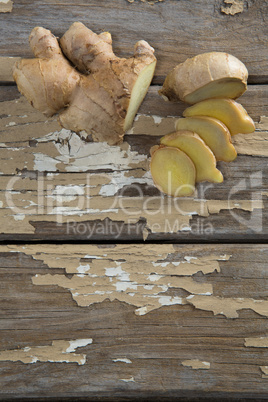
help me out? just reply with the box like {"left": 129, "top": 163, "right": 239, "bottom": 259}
{"left": 113, "top": 358, "right": 132, "bottom": 364}
{"left": 0, "top": 0, "right": 13, "bottom": 13}
{"left": 245, "top": 337, "right": 268, "bottom": 348}
{"left": 182, "top": 359, "right": 210, "bottom": 370}
{"left": 0, "top": 338, "right": 93, "bottom": 365}
{"left": 187, "top": 295, "right": 268, "bottom": 318}
{"left": 221, "top": 0, "right": 244, "bottom": 15}
{"left": 260, "top": 366, "right": 268, "bottom": 378}
{"left": 120, "top": 376, "right": 135, "bottom": 382}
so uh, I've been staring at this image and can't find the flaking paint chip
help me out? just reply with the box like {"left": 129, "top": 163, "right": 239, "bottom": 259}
{"left": 0, "top": 338, "right": 93, "bottom": 365}
{"left": 182, "top": 359, "right": 210, "bottom": 370}
{"left": 0, "top": 0, "right": 13, "bottom": 13}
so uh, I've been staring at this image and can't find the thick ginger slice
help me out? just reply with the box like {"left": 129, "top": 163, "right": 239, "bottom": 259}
{"left": 159, "top": 52, "right": 248, "bottom": 104}
{"left": 183, "top": 98, "right": 255, "bottom": 135}
{"left": 175, "top": 116, "right": 237, "bottom": 162}
{"left": 150, "top": 146, "right": 196, "bottom": 197}
{"left": 13, "top": 22, "right": 156, "bottom": 145}
{"left": 160, "top": 131, "right": 223, "bottom": 183}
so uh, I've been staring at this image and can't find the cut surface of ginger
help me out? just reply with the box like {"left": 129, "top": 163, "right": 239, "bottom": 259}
{"left": 160, "top": 131, "right": 223, "bottom": 183}
{"left": 184, "top": 78, "right": 247, "bottom": 104}
{"left": 150, "top": 146, "right": 196, "bottom": 197}
{"left": 124, "top": 61, "right": 156, "bottom": 131}
{"left": 183, "top": 98, "right": 255, "bottom": 135}
{"left": 159, "top": 52, "right": 248, "bottom": 104}
{"left": 175, "top": 116, "right": 237, "bottom": 162}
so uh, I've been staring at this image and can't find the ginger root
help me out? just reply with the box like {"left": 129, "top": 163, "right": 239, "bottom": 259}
{"left": 175, "top": 116, "right": 237, "bottom": 162}
{"left": 150, "top": 52, "right": 255, "bottom": 197}
{"left": 160, "top": 131, "right": 223, "bottom": 183}
{"left": 150, "top": 146, "right": 196, "bottom": 197}
{"left": 183, "top": 98, "right": 255, "bottom": 135}
{"left": 13, "top": 22, "right": 156, "bottom": 145}
{"left": 159, "top": 52, "right": 248, "bottom": 104}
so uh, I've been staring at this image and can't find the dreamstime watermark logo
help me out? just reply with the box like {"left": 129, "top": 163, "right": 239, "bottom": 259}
{"left": 4, "top": 170, "right": 264, "bottom": 237}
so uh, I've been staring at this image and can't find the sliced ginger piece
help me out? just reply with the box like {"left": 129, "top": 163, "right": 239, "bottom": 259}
{"left": 13, "top": 22, "right": 156, "bottom": 145}
{"left": 150, "top": 144, "right": 163, "bottom": 156}
{"left": 183, "top": 98, "right": 255, "bottom": 135}
{"left": 175, "top": 116, "right": 237, "bottom": 162}
{"left": 159, "top": 52, "right": 248, "bottom": 104}
{"left": 150, "top": 146, "right": 196, "bottom": 197}
{"left": 160, "top": 131, "right": 223, "bottom": 183}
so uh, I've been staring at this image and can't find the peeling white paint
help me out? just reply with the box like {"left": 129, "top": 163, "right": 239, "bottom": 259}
{"left": 99, "top": 170, "right": 153, "bottom": 197}
{"left": 219, "top": 254, "right": 231, "bottom": 260}
{"left": 77, "top": 264, "right": 91, "bottom": 274}
{"left": 47, "top": 206, "right": 119, "bottom": 216}
{"left": 13, "top": 214, "right": 25, "bottom": 221}
{"left": 181, "top": 226, "right": 192, "bottom": 232}
{"left": 184, "top": 256, "right": 198, "bottom": 262}
{"left": 33, "top": 153, "right": 60, "bottom": 172}
{"left": 113, "top": 358, "right": 132, "bottom": 364}
{"left": 151, "top": 115, "right": 163, "bottom": 124}
{"left": 50, "top": 131, "right": 147, "bottom": 172}
{"left": 152, "top": 262, "right": 170, "bottom": 268}
{"left": 158, "top": 295, "right": 183, "bottom": 306}
{"left": 105, "top": 266, "right": 129, "bottom": 281}
{"left": 135, "top": 306, "right": 148, "bottom": 315}
{"left": 120, "top": 376, "right": 135, "bottom": 383}
{"left": 143, "top": 284, "right": 154, "bottom": 290}
{"left": 182, "top": 359, "right": 211, "bottom": 369}
{"left": 148, "top": 274, "right": 163, "bottom": 282}
{"left": 115, "top": 281, "right": 138, "bottom": 292}
{"left": 84, "top": 255, "right": 103, "bottom": 259}
{"left": 0, "top": 338, "right": 93, "bottom": 365}
{"left": 65, "top": 339, "right": 92, "bottom": 353}
{"left": 32, "top": 130, "right": 153, "bottom": 201}
{"left": 28, "top": 250, "right": 228, "bottom": 315}
{"left": 50, "top": 185, "right": 85, "bottom": 203}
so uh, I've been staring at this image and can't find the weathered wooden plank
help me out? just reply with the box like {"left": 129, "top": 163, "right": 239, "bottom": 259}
{"left": 0, "top": 57, "right": 20, "bottom": 82}
{"left": 0, "top": 244, "right": 267, "bottom": 399}
{"left": 1, "top": 81, "right": 267, "bottom": 122}
{"left": 0, "top": 86, "right": 267, "bottom": 241}
{"left": 0, "top": 0, "right": 267, "bottom": 83}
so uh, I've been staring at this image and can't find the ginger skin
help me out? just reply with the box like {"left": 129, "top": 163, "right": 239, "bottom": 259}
{"left": 13, "top": 22, "right": 156, "bottom": 145}
{"left": 159, "top": 52, "right": 248, "bottom": 104}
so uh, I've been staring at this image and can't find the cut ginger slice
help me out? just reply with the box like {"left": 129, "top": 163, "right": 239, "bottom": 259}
{"left": 183, "top": 98, "right": 255, "bottom": 135}
{"left": 150, "top": 146, "right": 196, "bottom": 197}
{"left": 159, "top": 52, "right": 248, "bottom": 104}
{"left": 175, "top": 116, "right": 237, "bottom": 162}
{"left": 160, "top": 131, "right": 223, "bottom": 183}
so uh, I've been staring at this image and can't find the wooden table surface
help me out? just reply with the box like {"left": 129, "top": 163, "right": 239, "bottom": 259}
{"left": 0, "top": 0, "right": 267, "bottom": 400}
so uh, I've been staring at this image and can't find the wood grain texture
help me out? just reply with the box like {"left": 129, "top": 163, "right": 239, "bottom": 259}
{"left": 0, "top": 87, "right": 267, "bottom": 241}
{"left": 0, "top": 0, "right": 267, "bottom": 83}
{"left": 1, "top": 2, "right": 267, "bottom": 399}
{"left": 0, "top": 244, "right": 267, "bottom": 399}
